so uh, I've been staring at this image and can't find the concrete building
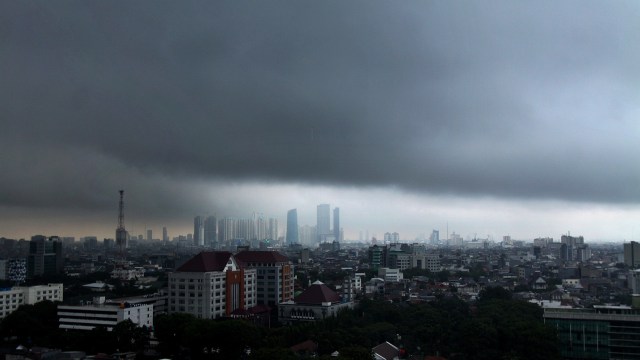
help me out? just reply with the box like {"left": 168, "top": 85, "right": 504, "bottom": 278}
{"left": 278, "top": 280, "right": 353, "bottom": 324}
{"left": 0, "top": 283, "right": 63, "bottom": 319}
{"left": 378, "top": 268, "right": 403, "bottom": 282}
{"left": 544, "top": 304, "right": 640, "bottom": 359}
{"left": 58, "top": 296, "right": 153, "bottom": 331}
{"left": 168, "top": 251, "right": 257, "bottom": 319}
{"left": 286, "top": 209, "right": 299, "bottom": 245}
{"left": 234, "top": 250, "right": 294, "bottom": 307}
{"left": 27, "top": 235, "right": 63, "bottom": 278}
{"left": 625, "top": 241, "right": 640, "bottom": 268}
{"left": 316, "top": 204, "right": 331, "bottom": 243}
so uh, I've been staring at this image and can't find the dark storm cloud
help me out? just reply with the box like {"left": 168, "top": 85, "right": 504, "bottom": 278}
{"left": 1, "top": 0, "right": 639, "bottom": 215}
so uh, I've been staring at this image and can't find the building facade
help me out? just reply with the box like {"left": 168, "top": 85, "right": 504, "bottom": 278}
{"left": 168, "top": 252, "right": 257, "bottom": 319}
{"left": 0, "top": 283, "right": 63, "bottom": 319}
{"left": 58, "top": 296, "right": 153, "bottom": 331}
{"left": 286, "top": 209, "right": 299, "bottom": 245}
{"left": 278, "top": 281, "right": 353, "bottom": 324}
{"left": 27, "top": 235, "right": 63, "bottom": 278}
{"left": 316, "top": 204, "right": 331, "bottom": 243}
{"left": 544, "top": 305, "right": 640, "bottom": 359}
{"left": 234, "top": 250, "right": 294, "bottom": 307}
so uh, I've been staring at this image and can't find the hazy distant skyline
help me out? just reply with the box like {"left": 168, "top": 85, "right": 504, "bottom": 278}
{"left": 1, "top": 1, "right": 639, "bottom": 242}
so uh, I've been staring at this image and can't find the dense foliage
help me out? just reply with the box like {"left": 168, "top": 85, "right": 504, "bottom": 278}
{"left": 0, "top": 288, "right": 560, "bottom": 359}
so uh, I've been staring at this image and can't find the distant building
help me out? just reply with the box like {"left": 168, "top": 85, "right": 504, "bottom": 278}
{"left": 368, "top": 245, "right": 387, "bottom": 271}
{"left": 234, "top": 250, "right": 295, "bottom": 307}
{"left": 316, "top": 204, "right": 331, "bottom": 243}
{"left": 278, "top": 280, "right": 353, "bottom": 324}
{"left": 286, "top": 209, "right": 299, "bottom": 245}
{"left": 333, "top": 207, "right": 340, "bottom": 242}
{"left": 168, "top": 251, "right": 257, "bottom": 319}
{"left": 430, "top": 230, "right": 440, "bottom": 245}
{"left": 162, "top": 226, "right": 169, "bottom": 242}
{"left": 625, "top": 241, "right": 640, "bottom": 268}
{"left": 0, "top": 259, "right": 26, "bottom": 283}
{"left": 27, "top": 235, "right": 63, "bottom": 278}
{"left": 204, "top": 216, "right": 217, "bottom": 247}
{"left": 58, "top": 296, "right": 153, "bottom": 331}
{"left": 0, "top": 283, "right": 63, "bottom": 319}
{"left": 193, "top": 216, "right": 204, "bottom": 246}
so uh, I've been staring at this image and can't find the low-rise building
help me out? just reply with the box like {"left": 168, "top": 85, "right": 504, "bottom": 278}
{"left": 0, "top": 283, "right": 63, "bottom": 319}
{"left": 58, "top": 296, "right": 153, "bottom": 331}
{"left": 278, "top": 280, "right": 353, "bottom": 324}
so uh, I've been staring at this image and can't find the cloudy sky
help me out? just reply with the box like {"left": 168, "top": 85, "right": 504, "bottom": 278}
{"left": 1, "top": 1, "right": 639, "bottom": 242}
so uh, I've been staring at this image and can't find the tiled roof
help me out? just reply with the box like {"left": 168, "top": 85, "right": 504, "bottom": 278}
{"left": 294, "top": 281, "right": 341, "bottom": 305}
{"left": 176, "top": 251, "right": 233, "bottom": 272}
{"left": 372, "top": 341, "right": 399, "bottom": 360}
{"left": 234, "top": 250, "right": 289, "bottom": 265}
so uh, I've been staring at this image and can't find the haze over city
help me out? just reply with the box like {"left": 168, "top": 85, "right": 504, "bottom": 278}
{"left": 1, "top": 1, "right": 639, "bottom": 241}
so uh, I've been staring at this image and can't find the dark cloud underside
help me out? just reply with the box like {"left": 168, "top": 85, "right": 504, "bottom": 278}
{"left": 1, "top": 0, "right": 639, "bottom": 215}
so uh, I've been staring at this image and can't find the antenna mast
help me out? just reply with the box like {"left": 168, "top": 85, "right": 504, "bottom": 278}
{"left": 116, "top": 190, "right": 128, "bottom": 257}
{"left": 118, "top": 190, "right": 125, "bottom": 230}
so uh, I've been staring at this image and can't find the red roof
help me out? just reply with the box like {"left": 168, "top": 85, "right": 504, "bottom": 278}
{"left": 234, "top": 250, "right": 289, "bottom": 265}
{"left": 294, "top": 281, "right": 341, "bottom": 305}
{"left": 176, "top": 251, "right": 233, "bottom": 272}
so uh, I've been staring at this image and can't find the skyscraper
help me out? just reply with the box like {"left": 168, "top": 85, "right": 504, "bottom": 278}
{"left": 333, "top": 207, "right": 340, "bottom": 242}
{"left": 204, "top": 216, "right": 217, "bottom": 247}
{"left": 286, "top": 209, "right": 299, "bottom": 245}
{"left": 625, "top": 241, "right": 640, "bottom": 268}
{"left": 194, "top": 216, "right": 204, "bottom": 246}
{"left": 147, "top": 229, "right": 152, "bottom": 241}
{"left": 27, "top": 235, "right": 63, "bottom": 278}
{"left": 317, "top": 204, "right": 331, "bottom": 243}
{"left": 162, "top": 227, "right": 168, "bottom": 242}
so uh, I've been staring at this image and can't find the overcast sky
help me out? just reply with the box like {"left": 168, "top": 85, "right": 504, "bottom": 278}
{"left": 1, "top": 1, "right": 639, "bottom": 242}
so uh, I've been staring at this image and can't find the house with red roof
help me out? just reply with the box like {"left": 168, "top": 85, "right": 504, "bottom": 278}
{"left": 168, "top": 251, "right": 257, "bottom": 319}
{"left": 278, "top": 280, "right": 353, "bottom": 324}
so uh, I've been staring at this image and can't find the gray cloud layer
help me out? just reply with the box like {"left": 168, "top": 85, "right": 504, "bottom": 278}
{"left": 1, "top": 1, "right": 639, "bottom": 218}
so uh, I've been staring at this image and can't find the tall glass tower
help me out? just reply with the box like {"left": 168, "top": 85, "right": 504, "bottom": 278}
{"left": 286, "top": 209, "right": 299, "bottom": 245}
{"left": 333, "top": 207, "right": 340, "bottom": 242}
{"left": 317, "top": 204, "right": 331, "bottom": 243}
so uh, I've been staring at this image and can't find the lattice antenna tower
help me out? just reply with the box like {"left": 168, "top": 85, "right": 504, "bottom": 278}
{"left": 118, "top": 190, "right": 125, "bottom": 230}
{"left": 116, "top": 190, "right": 128, "bottom": 260}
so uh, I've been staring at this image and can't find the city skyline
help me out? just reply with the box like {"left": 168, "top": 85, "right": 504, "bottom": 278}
{"left": 1, "top": 2, "right": 639, "bottom": 242}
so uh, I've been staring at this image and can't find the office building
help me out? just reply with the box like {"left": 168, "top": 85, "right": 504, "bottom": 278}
{"left": 27, "top": 235, "right": 63, "bottom": 278}
{"left": 316, "top": 204, "right": 331, "bottom": 243}
{"left": 162, "top": 227, "right": 168, "bottom": 242}
{"left": 1, "top": 283, "right": 63, "bottom": 320}
{"left": 333, "top": 207, "right": 340, "bottom": 242}
{"left": 193, "top": 216, "right": 204, "bottom": 246}
{"left": 0, "top": 259, "right": 27, "bottom": 283}
{"left": 168, "top": 252, "right": 257, "bottom": 319}
{"left": 625, "top": 241, "right": 640, "bottom": 268}
{"left": 286, "top": 209, "right": 299, "bottom": 245}
{"left": 544, "top": 304, "right": 640, "bottom": 359}
{"left": 268, "top": 218, "right": 278, "bottom": 241}
{"left": 204, "top": 216, "right": 217, "bottom": 247}
{"left": 146, "top": 229, "right": 152, "bottom": 241}
{"left": 58, "top": 296, "right": 153, "bottom": 331}
{"left": 234, "top": 250, "right": 294, "bottom": 307}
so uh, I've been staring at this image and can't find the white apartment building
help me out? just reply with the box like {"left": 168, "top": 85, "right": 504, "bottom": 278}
{"left": 168, "top": 252, "right": 257, "bottom": 319}
{"left": 58, "top": 296, "right": 153, "bottom": 331}
{"left": 0, "top": 283, "right": 63, "bottom": 319}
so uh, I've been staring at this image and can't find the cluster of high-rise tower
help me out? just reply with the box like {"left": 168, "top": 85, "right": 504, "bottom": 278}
{"left": 192, "top": 213, "right": 279, "bottom": 247}
{"left": 286, "top": 204, "right": 341, "bottom": 246}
